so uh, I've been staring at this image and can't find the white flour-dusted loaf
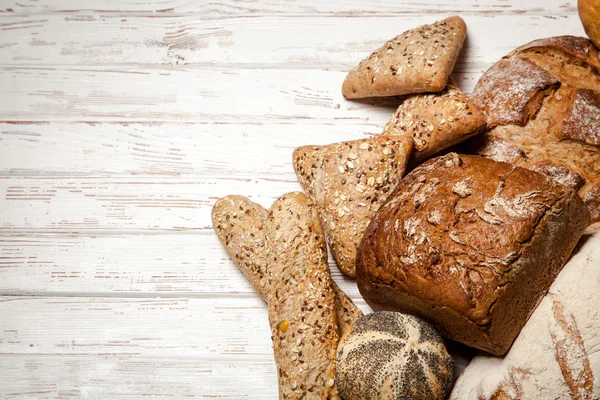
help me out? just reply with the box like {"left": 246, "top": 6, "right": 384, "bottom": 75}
{"left": 450, "top": 233, "right": 600, "bottom": 399}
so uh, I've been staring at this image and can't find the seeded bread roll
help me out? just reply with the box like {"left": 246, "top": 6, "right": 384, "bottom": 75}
{"left": 468, "top": 36, "right": 600, "bottom": 224}
{"left": 383, "top": 78, "right": 486, "bottom": 163}
{"left": 356, "top": 153, "right": 590, "bottom": 356}
{"left": 336, "top": 311, "right": 454, "bottom": 400}
{"left": 342, "top": 16, "right": 467, "bottom": 99}
{"left": 293, "top": 135, "right": 413, "bottom": 277}
{"left": 211, "top": 195, "right": 363, "bottom": 336}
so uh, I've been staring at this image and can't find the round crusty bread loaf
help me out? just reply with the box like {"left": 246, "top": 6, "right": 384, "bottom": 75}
{"left": 468, "top": 36, "right": 600, "bottom": 226}
{"left": 579, "top": 0, "right": 600, "bottom": 49}
{"left": 335, "top": 311, "right": 454, "bottom": 400}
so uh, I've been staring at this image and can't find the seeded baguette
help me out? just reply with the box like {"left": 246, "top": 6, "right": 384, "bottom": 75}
{"left": 342, "top": 16, "right": 467, "bottom": 99}
{"left": 211, "top": 195, "right": 363, "bottom": 336}
{"left": 293, "top": 135, "right": 413, "bottom": 277}
{"left": 266, "top": 192, "right": 339, "bottom": 400}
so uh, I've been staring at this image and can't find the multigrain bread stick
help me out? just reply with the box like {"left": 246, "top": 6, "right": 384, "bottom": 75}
{"left": 265, "top": 192, "right": 339, "bottom": 400}
{"left": 211, "top": 195, "right": 363, "bottom": 336}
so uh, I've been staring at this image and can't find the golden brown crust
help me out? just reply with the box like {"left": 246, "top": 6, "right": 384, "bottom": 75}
{"left": 266, "top": 192, "right": 339, "bottom": 400}
{"left": 384, "top": 79, "right": 486, "bottom": 162}
{"left": 468, "top": 36, "right": 600, "bottom": 224}
{"left": 293, "top": 135, "right": 413, "bottom": 277}
{"left": 212, "top": 195, "right": 269, "bottom": 298}
{"left": 341, "top": 16, "right": 466, "bottom": 99}
{"left": 356, "top": 153, "right": 590, "bottom": 355}
{"left": 579, "top": 0, "right": 600, "bottom": 50}
{"left": 471, "top": 57, "right": 559, "bottom": 128}
{"left": 211, "top": 195, "right": 363, "bottom": 337}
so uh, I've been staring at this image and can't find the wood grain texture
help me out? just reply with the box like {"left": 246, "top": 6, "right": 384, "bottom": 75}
{"left": 0, "top": 15, "right": 584, "bottom": 66}
{"left": 0, "top": 0, "right": 581, "bottom": 398}
{"left": 0, "top": 296, "right": 273, "bottom": 357}
{"left": 0, "top": 355, "right": 278, "bottom": 400}
{"left": 0, "top": 67, "right": 411, "bottom": 123}
{"left": 0, "top": 176, "right": 301, "bottom": 232}
{"left": 0, "top": 0, "right": 577, "bottom": 15}
{"left": 0, "top": 234, "right": 364, "bottom": 298}
{"left": 0, "top": 122, "right": 378, "bottom": 175}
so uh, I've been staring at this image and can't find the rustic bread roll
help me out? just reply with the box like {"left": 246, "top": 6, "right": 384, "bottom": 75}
{"left": 468, "top": 36, "right": 600, "bottom": 224}
{"left": 265, "top": 192, "right": 339, "bottom": 399}
{"left": 336, "top": 311, "right": 454, "bottom": 400}
{"left": 383, "top": 78, "right": 487, "bottom": 163}
{"left": 579, "top": 0, "right": 600, "bottom": 49}
{"left": 450, "top": 232, "right": 600, "bottom": 399}
{"left": 342, "top": 16, "right": 466, "bottom": 99}
{"left": 211, "top": 195, "right": 363, "bottom": 336}
{"left": 356, "top": 153, "right": 590, "bottom": 356}
{"left": 293, "top": 135, "right": 413, "bottom": 277}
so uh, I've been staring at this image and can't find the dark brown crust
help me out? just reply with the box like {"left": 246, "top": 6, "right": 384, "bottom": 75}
{"left": 342, "top": 16, "right": 466, "bottom": 99}
{"left": 560, "top": 88, "right": 600, "bottom": 146}
{"left": 356, "top": 154, "right": 590, "bottom": 355}
{"left": 510, "top": 35, "right": 600, "bottom": 71}
{"left": 468, "top": 36, "right": 600, "bottom": 224}
{"left": 471, "top": 57, "right": 559, "bottom": 129}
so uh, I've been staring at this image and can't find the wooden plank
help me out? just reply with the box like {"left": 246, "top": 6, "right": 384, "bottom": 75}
{"left": 0, "top": 0, "right": 577, "bottom": 15}
{"left": 0, "top": 234, "right": 363, "bottom": 299}
{"left": 0, "top": 296, "right": 274, "bottom": 357}
{"left": 0, "top": 67, "right": 416, "bottom": 123}
{"left": 0, "top": 14, "right": 585, "bottom": 66}
{"left": 0, "top": 176, "right": 302, "bottom": 232}
{"left": 0, "top": 122, "right": 378, "bottom": 175}
{"left": 0, "top": 355, "right": 278, "bottom": 400}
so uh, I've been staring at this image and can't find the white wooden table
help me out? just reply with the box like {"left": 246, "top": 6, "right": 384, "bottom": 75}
{"left": 0, "top": 1, "right": 586, "bottom": 398}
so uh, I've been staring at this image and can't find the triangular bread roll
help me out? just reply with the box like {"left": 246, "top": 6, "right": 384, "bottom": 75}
{"left": 342, "top": 16, "right": 467, "bottom": 99}
{"left": 383, "top": 78, "right": 487, "bottom": 162}
{"left": 293, "top": 135, "right": 413, "bottom": 277}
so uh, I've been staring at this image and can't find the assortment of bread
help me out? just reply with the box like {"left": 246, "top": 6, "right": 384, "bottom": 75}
{"left": 212, "top": 8, "right": 600, "bottom": 400}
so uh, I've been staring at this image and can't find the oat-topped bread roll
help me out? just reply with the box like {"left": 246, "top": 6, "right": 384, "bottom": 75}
{"left": 451, "top": 232, "right": 600, "bottom": 399}
{"left": 212, "top": 195, "right": 363, "bottom": 337}
{"left": 356, "top": 153, "right": 590, "bottom": 356}
{"left": 265, "top": 192, "right": 339, "bottom": 399}
{"left": 383, "top": 78, "right": 486, "bottom": 162}
{"left": 342, "top": 16, "right": 467, "bottom": 99}
{"left": 468, "top": 36, "right": 600, "bottom": 224}
{"left": 579, "top": 0, "right": 600, "bottom": 49}
{"left": 336, "top": 311, "right": 454, "bottom": 400}
{"left": 293, "top": 135, "right": 413, "bottom": 277}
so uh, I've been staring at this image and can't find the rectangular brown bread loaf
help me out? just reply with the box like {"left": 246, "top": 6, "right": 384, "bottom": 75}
{"left": 356, "top": 153, "right": 590, "bottom": 356}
